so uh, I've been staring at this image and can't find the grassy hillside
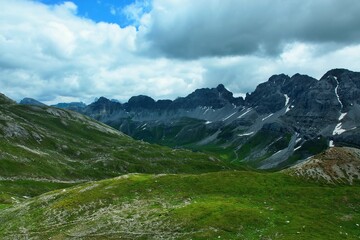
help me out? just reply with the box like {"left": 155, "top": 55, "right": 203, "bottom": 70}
{"left": 0, "top": 171, "right": 359, "bottom": 239}
{"left": 0, "top": 100, "right": 235, "bottom": 203}
{"left": 285, "top": 147, "right": 360, "bottom": 184}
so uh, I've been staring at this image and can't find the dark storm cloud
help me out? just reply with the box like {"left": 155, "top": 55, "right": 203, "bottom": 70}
{"left": 142, "top": 0, "right": 360, "bottom": 59}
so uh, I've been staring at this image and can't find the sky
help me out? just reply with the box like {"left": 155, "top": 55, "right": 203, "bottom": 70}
{"left": 1, "top": 0, "right": 360, "bottom": 104}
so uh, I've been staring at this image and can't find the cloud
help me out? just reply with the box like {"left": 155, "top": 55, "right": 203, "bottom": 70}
{"left": 141, "top": 0, "right": 360, "bottom": 59}
{"left": 0, "top": 0, "right": 207, "bottom": 104}
{"left": 110, "top": 6, "right": 117, "bottom": 15}
{"left": 122, "top": 0, "right": 152, "bottom": 27}
{"left": 0, "top": 0, "right": 137, "bottom": 103}
{"left": 0, "top": 0, "right": 359, "bottom": 105}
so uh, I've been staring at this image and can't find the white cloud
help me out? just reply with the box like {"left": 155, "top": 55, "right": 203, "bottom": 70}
{"left": 0, "top": 0, "right": 206, "bottom": 104}
{"left": 110, "top": 6, "right": 117, "bottom": 16}
{"left": 122, "top": 0, "right": 151, "bottom": 27}
{"left": 0, "top": 0, "right": 359, "bottom": 106}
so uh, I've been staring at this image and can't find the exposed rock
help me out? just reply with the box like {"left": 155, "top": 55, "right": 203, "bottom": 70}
{"left": 285, "top": 147, "right": 360, "bottom": 184}
{"left": 3, "top": 123, "right": 29, "bottom": 138}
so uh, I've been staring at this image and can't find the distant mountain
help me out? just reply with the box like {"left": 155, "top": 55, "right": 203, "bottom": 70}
{"left": 54, "top": 68, "right": 360, "bottom": 170}
{"left": 0, "top": 93, "right": 231, "bottom": 202}
{"left": 19, "top": 97, "right": 46, "bottom": 106}
{"left": 51, "top": 102, "right": 87, "bottom": 112}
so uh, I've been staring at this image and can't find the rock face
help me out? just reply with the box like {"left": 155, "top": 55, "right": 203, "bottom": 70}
{"left": 55, "top": 68, "right": 360, "bottom": 170}
{"left": 285, "top": 147, "right": 360, "bottom": 184}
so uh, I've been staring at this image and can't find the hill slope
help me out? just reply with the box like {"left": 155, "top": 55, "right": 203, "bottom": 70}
{"left": 285, "top": 147, "right": 360, "bottom": 184}
{"left": 0, "top": 94, "right": 233, "bottom": 202}
{"left": 0, "top": 171, "right": 359, "bottom": 239}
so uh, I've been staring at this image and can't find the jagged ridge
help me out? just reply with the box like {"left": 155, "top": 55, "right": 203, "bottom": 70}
{"left": 23, "top": 68, "right": 360, "bottom": 170}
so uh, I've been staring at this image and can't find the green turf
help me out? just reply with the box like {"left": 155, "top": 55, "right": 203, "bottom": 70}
{"left": 0, "top": 171, "right": 359, "bottom": 239}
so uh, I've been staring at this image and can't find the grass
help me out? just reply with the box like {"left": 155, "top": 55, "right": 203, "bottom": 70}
{"left": 0, "top": 104, "right": 240, "bottom": 197}
{"left": 0, "top": 180, "right": 76, "bottom": 204}
{"left": 0, "top": 171, "right": 359, "bottom": 239}
{"left": 1, "top": 99, "right": 359, "bottom": 239}
{"left": 0, "top": 103, "right": 242, "bottom": 206}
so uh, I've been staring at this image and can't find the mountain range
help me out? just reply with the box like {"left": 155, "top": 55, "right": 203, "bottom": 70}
{"left": 1, "top": 69, "right": 360, "bottom": 239}
{"left": 41, "top": 68, "right": 360, "bottom": 170}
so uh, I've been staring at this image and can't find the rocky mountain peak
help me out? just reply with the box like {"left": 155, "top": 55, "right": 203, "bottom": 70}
{"left": 171, "top": 84, "right": 243, "bottom": 109}
{"left": 96, "top": 96, "right": 112, "bottom": 104}
{"left": 320, "top": 68, "right": 350, "bottom": 81}
{"left": 216, "top": 83, "right": 243, "bottom": 105}
{"left": 126, "top": 95, "right": 156, "bottom": 110}
{"left": 245, "top": 74, "right": 291, "bottom": 113}
{"left": 268, "top": 74, "right": 290, "bottom": 84}
{"left": 85, "top": 96, "right": 124, "bottom": 119}
{"left": 216, "top": 84, "right": 226, "bottom": 92}
{"left": 19, "top": 98, "right": 46, "bottom": 106}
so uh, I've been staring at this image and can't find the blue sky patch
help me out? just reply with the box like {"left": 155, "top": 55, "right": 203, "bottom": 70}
{"left": 36, "top": 0, "right": 148, "bottom": 27}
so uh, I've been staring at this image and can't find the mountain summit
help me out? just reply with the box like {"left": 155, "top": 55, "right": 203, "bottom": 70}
{"left": 35, "top": 69, "right": 360, "bottom": 169}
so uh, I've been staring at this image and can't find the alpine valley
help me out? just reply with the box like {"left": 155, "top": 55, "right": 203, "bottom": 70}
{"left": 52, "top": 68, "right": 360, "bottom": 170}
{"left": 0, "top": 69, "right": 359, "bottom": 239}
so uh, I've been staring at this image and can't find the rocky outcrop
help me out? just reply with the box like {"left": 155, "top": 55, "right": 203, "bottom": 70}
{"left": 246, "top": 74, "right": 291, "bottom": 114}
{"left": 285, "top": 147, "right": 360, "bottom": 184}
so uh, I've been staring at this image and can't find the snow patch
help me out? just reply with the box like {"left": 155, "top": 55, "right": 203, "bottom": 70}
{"left": 237, "top": 108, "right": 252, "bottom": 119}
{"left": 294, "top": 146, "right": 301, "bottom": 151}
{"left": 339, "top": 112, "right": 347, "bottom": 121}
{"left": 333, "top": 123, "right": 346, "bottom": 135}
{"left": 284, "top": 94, "right": 290, "bottom": 106}
{"left": 238, "top": 132, "right": 254, "bottom": 137}
{"left": 329, "top": 140, "right": 334, "bottom": 147}
{"left": 222, "top": 112, "right": 237, "bottom": 121}
{"left": 272, "top": 150, "right": 283, "bottom": 156}
{"left": 262, "top": 113, "right": 273, "bottom": 121}
{"left": 285, "top": 105, "right": 291, "bottom": 113}
{"left": 203, "top": 107, "right": 211, "bottom": 115}
{"left": 296, "top": 138, "right": 302, "bottom": 143}
{"left": 334, "top": 78, "right": 343, "bottom": 109}
{"left": 205, "top": 121, "right": 212, "bottom": 124}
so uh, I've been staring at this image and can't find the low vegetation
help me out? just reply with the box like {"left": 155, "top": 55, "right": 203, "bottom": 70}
{"left": 0, "top": 171, "right": 359, "bottom": 239}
